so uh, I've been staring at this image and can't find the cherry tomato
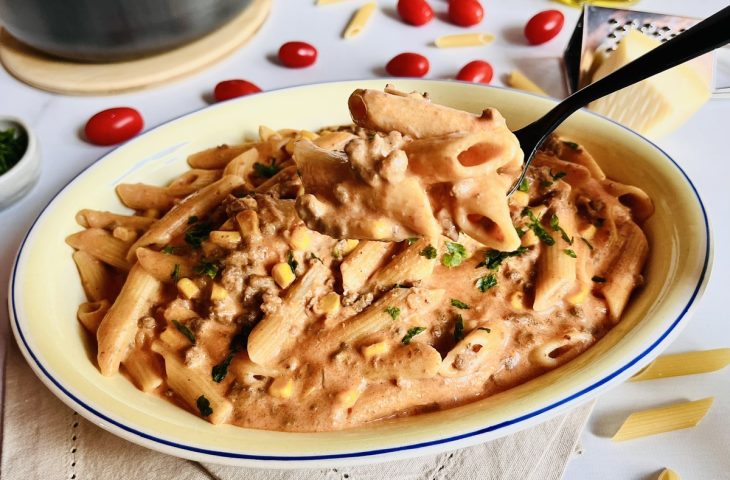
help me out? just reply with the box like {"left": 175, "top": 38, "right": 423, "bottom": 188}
{"left": 278, "top": 41, "right": 317, "bottom": 68}
{"left": 456, "top": 60, "right": 493, "bottom": 84}
{"left": 448, "top": 0, "right": 484, "bottom": 27}
{"left": 397, "top": 0, "right": 434, "bottom": 26}
{"left": 524, "top": 10, "right": 564, "bottom": 45}
{"left": 84, "top": 107, "right": 143, "bottom": 146}
{"left": 385, "top": 52, "right": 429, "bottom": 77}
{"left": 213, "top": 79, "right": 261, "bottom": 102}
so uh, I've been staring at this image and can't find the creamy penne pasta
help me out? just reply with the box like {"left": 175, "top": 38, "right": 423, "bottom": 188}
{"left": 67, "top": 87, "right": 652, "bottom": 432}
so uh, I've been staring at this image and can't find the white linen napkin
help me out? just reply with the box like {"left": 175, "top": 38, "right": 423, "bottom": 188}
{"left": 1, "top": 340, "right": 594, "bottom": 480}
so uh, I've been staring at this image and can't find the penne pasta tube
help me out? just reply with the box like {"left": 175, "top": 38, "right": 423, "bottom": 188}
{"left": 600, "top": 223, "right": 649, "bottom": 322}
{"left": 348, "top": 87, "right": 509, "bottom": 139}
{"left": 612, "top": 398, "right": 714, "bottom": 442}
{"left": 341, "top": 240, "right": 396, "bottom": 293}
{"left": 631, "top": 348, "right": 730, "bottom": 382}
{"left": 66, "top": 228, "right": 133, "bottom": 271}
{"left": 440, "top": 324, "right": 509, "bottom": 377}
{"left": 75, "top": 209, "right": 156, "bottom": 232}
{"left": 77, "top": 300, "right": 110, "bottom": 334}
{"left": 230, "top": 353, "right": 280, "bottom": 381}
{"left": 434, "top": 32, "right": 494, "bottom": 48}
{"left": 123, "top": 347, "right": 164, "bottom": 392}
{"left": 247, "top": 262, "right": 330, "bottom": 366}
{"left": 328, "top": 287, "right": 445, "bottom": 345}
{"left": 116, "top": 183, "right": 175, "bottom": 211}
{"left": 151, "top": 341, "right": 233, "bottom": 424}
{"left": 126, "top": 175, "right": 244, "bottom": 260}
{"left": 368, "top": 238, "right": 437, "bottom": 292}
{"left": 603, "top": 180, "right": 655, "bottom": 223}
{"left": 528, "top": 330, "right": 593, "bottom": 368}
{"left": 166, "top": 168, "right": 223, "bottom": 197}
{"left": 313, "top": 131, "right": 357, "bottom": 151}
{"left": 187, "top": 143, "right": 254, "bottom": 169}
{"left": 135, "top": 247, "right": 194, "bottom": 283}
{"left": 658, "top": 468, "right": 681, "bottom": 480}
{"left": 507, "top": 70, "right": 548, "bottom": 96}
{"left": 222, "top": 147, "right": 259, "bottom": 187}
{"left": 533, "top": 207, "right": 578, "bottom": 311}
{"left": 97, "top": 264, "right": 162, "bottom": 376}
{"left": 364, "top": 342, "right": 442, "bottom": 380}
{"left": 72, "top": 250, "right": 110, "bottom": 301}
{"left": 112, "top": 226, "right": 138, "bottom": 243}
{"left": 342, "top": 2, "right": 376, "bottom": 39}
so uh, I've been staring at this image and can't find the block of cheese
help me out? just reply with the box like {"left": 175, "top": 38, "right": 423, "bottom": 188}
{"left": 588, "top": 29, "right": 711, "bottom": 139}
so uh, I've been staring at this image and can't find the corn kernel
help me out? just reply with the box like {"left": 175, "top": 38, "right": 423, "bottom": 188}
{"left": 511, "top": 191, "right": 530, "bottom": 208}
{"left": 578, "top": 224, "right": 597, "bottom": 240}
{"left": 362, "top": 341, "right": 390, "bottom": 360}
{"left": 210, "top": 283, "right": 228, "bottom": 301}
{"left": 336, "top": 386, "right": 362, "bottom": 409}
{"left": 210, "top": 230, "right": 242, "bottom": 249}
{"left": 342, "top": 239, "right": 360, "bottom": 256}
{"left": 289, "top": 226, "right": 312, "bottom": 251}
{"left": 272, "top": 262, "right": 295, "bottom": 289}
{"left": 371, "top": 220, "right": 391, "bottom": 240}
{"left": 176, "top": 278, "right": 200, "bottom": 299}
{"left": 510, "top": 291, "right": 526, "bottom": 310}
{"left": 268, "top": 377, "right": 294, "bottom": 399}
{"left": 318, "top": 292, "right": 341, "bottom": 315}
{"left": 566, "top": 283, "right": 590, "bottom": 305}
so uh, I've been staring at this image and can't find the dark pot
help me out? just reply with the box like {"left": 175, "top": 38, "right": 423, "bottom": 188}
{"left": 0, "top": 0, "right": 253, "bottom": 62}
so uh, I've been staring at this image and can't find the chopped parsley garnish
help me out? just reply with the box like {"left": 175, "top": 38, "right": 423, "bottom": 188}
{"left": 162, "top": 245, "right": 176, "bottom": 255}
{"left": 401, "top": 326, "right": 426, "bottom": 345}
{"left": 309, "top": 252, "right": 323, "bottom": 263}
{"left": 253, "top": 159, "right": 281, "bottom": 178}
{"left": 0, "top": 128, "right": 28, "bottom": 176}
{"left": 564, "top": 249, "right": 577, "bottom": 258}
{"left": 541, "top": 170, "right": 567, "bottom": 188}
{"left": 170, "top": 264, "right": 181, "bottom": 282}
{"left": 442, "top": 242, "right": 467, "bottom": 267}
{"left": 518, "top": 178, "right": 529, "bottom": 192}
{"left": 522, "top": 208, "right": 555, "bottom": 246}
{"left": 419, "top": 245, "right": 437, "bottom": 259}
{"left": 516, "top": 227, "right": 526, "bottom": 237}
{"left": 407, "top": 237, "right": 419, "bottom": 245}
{"left": 196, "top": 395, "right": 213, "bottom": 417}
{"left": 184, "top": 220, "right": 213, "bottom": 248}
{"left": 477, "top": 247, "right": 527, "bottom": 270}
{"left": 287, "top": 251, "right": 298, "bottom": 273}
{"left": 187, "top": 216, "right": 199, "bottom": 225}
{"left": 476, "top": 274, "right": 498, "bottom": 292}
{"left": 562, "top": 141, "right": 580, "bottom": 150}
{"left": 592, "top": 275, "right": 607, "bottom": 283}
{"left": 194, "top": 260, "right": 219, "bottom": 279}
{"left": 211, "top": 353, "right": 234, "bottom": 383}
{"left": 385, "top": 306, "right": 400, "bottom": 320}
{"left": 594, "top": 218, "right": 605, "bottom": 228}
{"left": 450, "top": 299, "right": 470, "bottom": 309}
{"left": 172, "top": 320, "right": 196, "bottom": 344}
{"left": 454, "top": 315, "right": 464, "bottom": 342}
{"left": 477, "top": 327, "right": 492, "bottom": 333}
{"left": 549, "top": 214, "right": 573, "bottom": 244}
{"left": 581, "top": 237, "right": 594, "bottom": 251}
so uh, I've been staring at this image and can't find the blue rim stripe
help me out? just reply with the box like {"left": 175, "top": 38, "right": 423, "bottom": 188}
{"left": 9, "top": 80, "right": 711, "bottom": 461}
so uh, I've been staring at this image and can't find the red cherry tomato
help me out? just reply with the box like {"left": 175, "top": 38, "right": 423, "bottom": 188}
{"left": 397, "top": 0, "right": 434, "bottom": 26}
{"left": 456, "top": 60, "right": 493, "bottom": 84}
{"left": 214, "top": 80, "right": 262, "bottom": 102}
{"left": 448, "top": 0, "right": 484, "bottom": 27}
{"left": 84, "top": 107, "right": 143, "bottom": 146}
{"left": 278, "top": 41, "right": 317, "bottom": 68}
{"left": 386, "top": 52, "right": 429, "bottom": 77}
{"left": 524, "top": 10, "right": 564, "bottom": 45}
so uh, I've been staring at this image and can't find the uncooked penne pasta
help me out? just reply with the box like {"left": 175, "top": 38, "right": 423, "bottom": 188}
{"left": 126, "top": 175, "right": 244, "bottom": 260}
{"left": 123, "top": 347, "right": 164, "bottom": 392}
{"left": 247, "top": 262, "right": 329, "bottom": 366}
{"left": 367, "top": 238, "right": 437, "bottom": 292}
{"left": 612, "top": 398, "right": 714, "bottom": 442}
{"left": 152, "top": 341, "right": 233, "bottom": 424}
{"left": 187, "top": 143, "right": 254, "bottom": 169}
{"left": 66, "top": 228, "right": 133, "bottom": 271}
{"left": 97, "top": 264, "right": 162, "bottom": 376}
{"left": 116, "top": 183, "right": 175, "bottom": 211}
{"left": 77, "top": 300, "right": 110, "bottom": 334}
{"left": 658, "top": 468, "right": 681, "bottom": 480}
{"left": 135, "top": 247, "right": 194, "bottom": 283}
{"left": 507, "top": 70, "right": 548, "bottom": 96}
{"left": 341, "top": 240, "right": 395, "bottom": 293}
{"left": 631, "top": 348, "right": 730, "bottom": 382}
{"left": 75, "top": 209, "right": 156, "bottom": 231}
{"left": 343, "top": 2, "right": 376, "bottom": 39}
{"left": 72, "top": 250, "right": 110, "bottom": 301}
{"left": 434, "top": 32, "right": 494, "bottom": 48}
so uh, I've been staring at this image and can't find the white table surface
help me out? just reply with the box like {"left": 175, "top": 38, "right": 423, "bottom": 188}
{"left": 1, "top": 1, "right": 728, "bottom": 478}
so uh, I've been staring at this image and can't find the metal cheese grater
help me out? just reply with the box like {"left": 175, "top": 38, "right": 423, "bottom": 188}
{"left": 563, "top": 6, "right": 727, "bottom": 97}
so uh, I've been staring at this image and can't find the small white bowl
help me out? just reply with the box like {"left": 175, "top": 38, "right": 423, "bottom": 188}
{"left": 0, "top": 116, "right": 40, "bottom": 210}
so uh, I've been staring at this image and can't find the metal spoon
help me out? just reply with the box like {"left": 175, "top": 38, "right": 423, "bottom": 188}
{"left": 508, "top": 5, "right": 730, "bottom": 196}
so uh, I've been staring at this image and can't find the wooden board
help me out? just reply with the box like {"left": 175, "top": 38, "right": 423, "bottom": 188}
{"left": 0, "top": 0, "right": 271, "bottom": 96}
